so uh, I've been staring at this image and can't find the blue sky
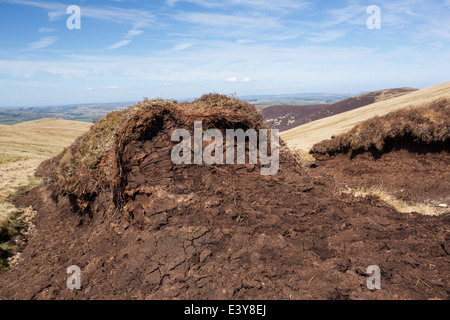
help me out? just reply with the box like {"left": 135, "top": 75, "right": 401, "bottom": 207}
{"left": 0, "top": 0, "right": 449, "bottom": 107}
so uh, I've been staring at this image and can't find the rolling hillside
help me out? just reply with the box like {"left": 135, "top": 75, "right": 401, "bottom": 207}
{"left": 0, "top": 119, "right": 92, "bottom": 220}
{"left": 281, "top": 82, "right": 450, "bottom": 152}
{"left": 263, "top": 88, "right": 417, "bottom": 132}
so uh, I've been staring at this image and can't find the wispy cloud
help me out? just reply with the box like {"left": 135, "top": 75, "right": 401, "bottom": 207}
{"left": 307, "top": 30, "right": 347, "bottom": 43}
{"left": 38, "top": 27, "right": 54, "bottom": 33}
{"left": 166, "top": 0, "right": 309, "bottom": 12}
{"left": 125, "top": 29, "right": 144, "bottom": 38}
{"left": 25, "top": 36, "right": 58, "bottom": 51}
{"left": 6, "top": 0, "right": 156, "bottom": 28}
{"left": 172, "top": 43, "right": 194, "bottom": 51}
{"left": 171, "top": 12, "right": 280, "bottom": 29}
{"left": 225, "top": 77, "right": 238, "bottom": 82}
{"left": 2, "top": 39, "right": 434, "bottom": 82}
{"left": 106, "top": 40, "right": 131, "bottom": 50}
{"left": 106, "top": 27, "right": 144, "bottom": 51}
{"left": 321, "top": 3, "right": 367, "bottom": 27}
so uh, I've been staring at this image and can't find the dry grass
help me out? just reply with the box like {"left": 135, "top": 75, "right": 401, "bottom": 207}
{"left": 296, "top": 150, "right": 317, "bottom": 168}
{"left": 341, "top": 186, "right": 448, "bottom": 216}
{"left": 311, "top": 97, "right": 449, "bottom": 156}
{"left": 0, "top": 118, "right": 91, "bottom": 272}
{"left": 370, "top": 88, "right": 418, "bottom": 103}
{"left": 281, "top": 82, "right": 450, "bottom": 152}
{"left": 0, "top": 119, "right": 91, "bottom": 228}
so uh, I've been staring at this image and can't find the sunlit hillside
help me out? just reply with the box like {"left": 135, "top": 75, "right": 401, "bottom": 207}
{"left": 281, "top": 82, "right": 450, "bottom": 152}
{"left": 0, "top": 119, "right": 92, "bottom": 220}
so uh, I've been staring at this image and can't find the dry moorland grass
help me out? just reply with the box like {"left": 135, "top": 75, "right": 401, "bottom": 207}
{"left": 0, "top": 118, "right": 91, "bottom": 271}
{"left": 356, "top": 87, "right": 417, "bottom": 104}
{"left": 0, "top": 119, "right": 92, "bottom": 220}
{"left": 340, "top": 186, "right": 446, "bottom": 216}
{"left": 281, "top": 82, "right": 450, "bottom": 152}
{"left": 311, "top": 97, "right": 450, "bottom": 156}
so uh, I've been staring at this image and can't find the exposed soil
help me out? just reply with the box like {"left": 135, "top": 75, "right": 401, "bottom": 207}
{"left": 311, "top": 140, "right": 450, "bottom": 207}
{"left": 0, "top": 96, "right": 448, "bottom": 300}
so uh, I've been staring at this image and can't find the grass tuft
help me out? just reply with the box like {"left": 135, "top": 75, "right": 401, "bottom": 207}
{"left": 341, "top": 186, "right": 446, "bottom": 216}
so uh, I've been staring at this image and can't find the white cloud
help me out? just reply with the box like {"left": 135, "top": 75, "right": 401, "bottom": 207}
{"left": 225, "top": 77, "right": 238, "bottom": 82}
{"left": 125, "top": 29, "right": 144, "bottom": 38}
{"left": 171, "top": 12, "right": 280, "bottom": 29}
{"left": 83, "top": 87, "right": 93, "bottom": 91}
{"left": 307, "top": 30, "right": 347, "bottom": 43}
{"left": 107, "top": 28, "right": 143, "bottom": 51}
{"left": 26, "top": 36, "right": 58, "bottom": 50}
{"left": 0, "top": 42, "right": 387, "bottom": 82}
{"left": 322, "top": 3, "right": 366, "bottom": 27}
{"left": 166, "top": 0, "right": 309, "bottom": 12}
{"left": 8, "top": 0, "right": 156, "bottom": 27}
{"left": 225, "top": 77, "right": 252, "bottom": 83}
{"left": 172, "top": 43, "right": 194, "bottom": 51}
{"left": 104, "top": 86, "right": 119, "bottom": 89}
{"left": 38, "top": 27, "right": 55, "bottom": 33}
{"left": 106, "top": 40, "right": 131, "bottom": 50}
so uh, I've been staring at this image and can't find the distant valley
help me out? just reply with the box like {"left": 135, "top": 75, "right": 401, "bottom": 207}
{"left": 0, "top": 93, "right": 356, "bottom": 125}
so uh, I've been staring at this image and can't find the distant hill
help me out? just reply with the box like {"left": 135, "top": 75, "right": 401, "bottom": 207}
{"left": 281, "top": 82, "right": 450, "bottom": 152}
{"left": 263, "top": 87, "right": 418, "bottom": 132}
{"left": 0, "top": 102, "right": 135, "bottom": 125}
{"left": 242, "top": 93, "right": 352, "bottom": 107}
{"left": 261, "top": 104, "right": 328, "bottom": 130}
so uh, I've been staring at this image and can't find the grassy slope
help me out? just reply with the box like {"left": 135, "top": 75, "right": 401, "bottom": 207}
{"left": 262, "top": 88, "right": 417, "bottom": 132}
{"left": 281, "top": 82, "right": 450, "bottom": 152}
{"left": 0, "top": 119, "right": 92, "bottom": 220}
